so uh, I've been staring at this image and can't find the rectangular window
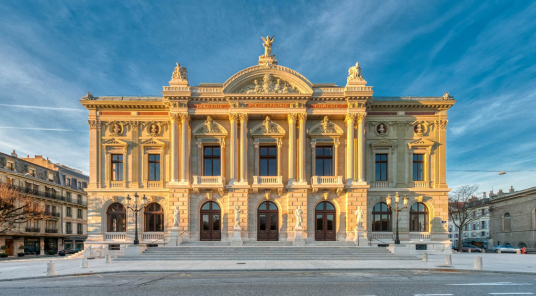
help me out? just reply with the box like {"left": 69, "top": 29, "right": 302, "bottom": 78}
{"left": 412, "top": 154, "right": 424, "bottom": 181}
{"left": 66, "top": 207, "right": 72, "bottom": 217}
{"left": 77, "top": 209, "right": 82, "bottom": 219}
{"left": 259, "top": 146, "right": 277, "bottom": 176}
{"left": 481, "top": 221, "right": 485, "bottom": 229}
{"left": 315, "top": 146, "right": 333, "bottom": 176}
{"left": 111, "top": 154, "right": 123, "bottom": 181}
{"left": 66, "top": 222, "right": 72, "bottom": 234}
{"left": 66, "top": 192, "right": 71, "bottom": 202}
{"left": 7, "top": 162, "right": 13, "bottom": 171}
{"left": 148, "top": 154, "right": 161, "bottom": 181}
{"left": 77, "top": 182, "right": 81, "bottom": 189}
{"left": 203, "top": 147, "right": 221, "bottom": 176}
{"left": 29, "top": 168, "right": 36, "bottom": 177}
{"left": 77, "top": 195, "right": 82, "bottom": 204}
{"left": 67, "top": 178, "right": 71, "bottom": 187}
{"left": 375, "top": 154, "right": 388, "bottom": 181}
{"left": 52, "top": 206, "right": 57, "bottom": 214}
{"left": 77, "top": 223, "right": 83, "bottom": 234}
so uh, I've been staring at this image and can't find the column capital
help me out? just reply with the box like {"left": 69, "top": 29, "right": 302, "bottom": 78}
{"left": 229, "top": 113, "right": 240, "bottom": 123}
{"left": 170, "top": 113, "right": 181, "bottom": 121}
{"left": 435, "top": 119, "right": 448, "bottom": 130}
{"left": 129, "top": 120, "right": 140, "bottom": 131}
{"left": 239, "top": 113, "right": 249, "bottom": 123}
{"left": 356, "top": 112, "right": 366, "bottom": 124}
{"left": 287, "top": 113, "right": 298, "bottom": 124}
{"left": 88, "top": 120, "right": 101, "bottom": 130}
{"left": 297, "top": 113, "right": 307, "bottom": 124}
{"left": 178, "top": 113, "right": 191, "bottom": 125}
{"left": 344, "top": 113, "right": 356, "bottom": 125}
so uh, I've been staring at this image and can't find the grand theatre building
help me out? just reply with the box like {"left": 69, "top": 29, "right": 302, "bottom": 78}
{"left": 81, "top": 39, "right": 455, "bottom": 254}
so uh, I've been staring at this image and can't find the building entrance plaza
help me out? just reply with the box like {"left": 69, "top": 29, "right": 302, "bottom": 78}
{"left": 81, "top": 37, "right": 455, "bottom": 253}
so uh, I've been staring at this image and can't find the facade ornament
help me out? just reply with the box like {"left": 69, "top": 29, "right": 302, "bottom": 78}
{"left": 170, "top": 113, "right": 181, "bottom": 122}
{"left": 310, "top": 116, "right": 341, "bottom": 134}
{"left": 377, "top": 123, "right": 387, "bottom": 136}
{"left": 201, "top": 116, "right": 222, "bottom": 134}
{"left": 287, "top": 113, "right": 298, "bottom": 124}
{"left": 149, "top": 123, "right": 160, "bottom": 136}
{"left": 442, "top": 92, "right": 451, "bottom": 100}
{"left": 84, "top": 92, "right": 94, "bottom": 100}
{"left": 260, "top": 116, "right": 279, "bottom": 133}
{"left": 355, "top": 206, "right": 364, "bottom": 228}
{"left": 356, "top": 113, "right": 366, "bottom": 124}
{"left": 108, "top": 122, "right": 123, "bottom": 136}
{"left": 345, "top": 113, "right": 357, "bottom": 125}
{"left": 277, "top": 138, "right": 283, "bottom": 147}
{"left": 297, "top": 113, "right": 307, "bottom": 124}
{"left": 234, "top": 204, "right": 241, "bottom": 227}
{"left": 87, "top": 120, "right": 101, "bottom": 130}
{"left": 229, "top": 113, "right": 240, "bottom": 123}
{"left": 239, "top": 113, "right": 248, "bottom": 123}
{"left": 435, "top": 119, "right": 448, "bottom": 130}
{"left": 173, "top": 206, "right": 180, "bottom": 228}
{"left": 171, "top": 63, "right": 188, "bottom": 81}
{"left": 178, "top": 113, "right": 191, "bottom": 125}
{"left": 129, "top": 121, "right": 140, "bottom": 131}
{"left": 347, "top": 62, "right": 364, "bottom": 82}
{"left": 239, "top": 74, "right": 299, "bottom": 94}
{"left": 295, "top": 206, "right": 303, "bottom": 229}
{"left": 261, "top": 35, "right": 275, "bottom": 58}
{"left": 414, "top": 123, "right": 423, "bottom": 136}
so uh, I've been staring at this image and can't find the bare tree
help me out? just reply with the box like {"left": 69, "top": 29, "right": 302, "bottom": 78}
{"left": 448, "top": 184, "right": 489, "bottom": 252}
{"left": 0, "top": 183, "right": 44, "bottom": 233}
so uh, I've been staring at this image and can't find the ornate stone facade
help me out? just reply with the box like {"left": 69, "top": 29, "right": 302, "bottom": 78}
{"left": 81, "top": 38, "right": 455, "bottom": 254}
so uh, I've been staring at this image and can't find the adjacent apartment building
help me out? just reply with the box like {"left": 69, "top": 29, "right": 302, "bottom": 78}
{"left": 448, "top": 194, "right": 491, "bottom": 249}
{"left": 81, "top": 38, "right": 455, "bottom": 253}
{"left": 0, "top": 151, "right": 89, "bottom": 256}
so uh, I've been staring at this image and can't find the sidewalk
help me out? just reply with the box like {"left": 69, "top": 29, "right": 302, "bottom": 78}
{"left": 0, "top": 253, "right": 533, "bottom": 281}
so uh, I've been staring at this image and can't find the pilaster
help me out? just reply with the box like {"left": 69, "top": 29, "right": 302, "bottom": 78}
{"left": 170, "top": 113, "right": 180, "bottom": 184}
{"left": 297, "top": 113, "right": 307, "bottom": 183}
{"left": 130, "top": 121, "right": 140, "bottom": 188}
{"left": 287, "top": 113, "right": 298, "bottom": 184}
{"left": 435, "top": 119, "right": 448, "bottom": 188}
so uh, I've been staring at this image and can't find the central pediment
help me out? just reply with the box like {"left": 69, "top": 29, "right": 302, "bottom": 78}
{"left": 223, "top": 64, "right": 313, "bottom": 95}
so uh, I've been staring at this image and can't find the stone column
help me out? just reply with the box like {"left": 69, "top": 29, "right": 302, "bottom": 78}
{"left": 297, "top": 113, "right": 307, "bottom": 183}
{"left": 170, "top": 114, "right": 180, "bottom": 183}
{"left": 436, "top": 119, "right": 448, "bottom": 188}
{"left": 239, "top": 113, "right": 248, "bottom": 184}
{"left": 87, "top": 119, "right": 100, "bottom": 189}
{"left": 179, "top": 113, "right": 190, "bottom": 184}
{"left": 287, "top": 113, "right": 297, "bottom": 184}
{"left": 356, "top": 113, "right": 366, "bottom": 183}
{"left": 396, "top": 123, "right": 406, "bottom": 187}
{"left": 229, "top": 114, "right": 239, "bottom": 184}
{"left": 345, "top": 113, "right": 355, "bottom": 184}
{"left": 130, "top": 121, "right": 140, "bottom": 188}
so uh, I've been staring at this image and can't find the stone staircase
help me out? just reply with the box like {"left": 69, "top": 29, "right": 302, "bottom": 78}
{"left": 115, "top": 241, "right": 417, "bottom": 261}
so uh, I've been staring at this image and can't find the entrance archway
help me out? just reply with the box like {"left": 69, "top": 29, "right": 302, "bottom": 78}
{"left": 257, "top": 201, "right": 278, "bottom": 241}
{"left": 200, "top": 201, "right": 221, "bottom": 241}
{"left": 315, "top": 201, "right": 336, "bottom": 241}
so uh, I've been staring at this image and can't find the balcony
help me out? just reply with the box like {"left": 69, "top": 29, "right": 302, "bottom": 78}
{"left": 2, "top": 183, "right": 86, "bottom": 206}
{"left": 44, "top": 211, "right": 61, "bottom": 218}
{"left": 412, "top": 181, "right": 429, "bottom": 188}
{"left": 311, "top": 176, "right": 344, "bottom": 193}
{"left": 105, "top": 232, "right": 127, "bottom": 241}
{"left": 252, "top": 176, "right": 283, "bottom": 195}
{"left": 410, "top": 232, "right": 431, "bottom": 241}
{"left": 147, "top": 181, "right": 161, "bottom": 188}
{"left": 142, "top": 232, "right": 165, "bottom": 241}
{"left": 25, "top": 227, "right": 40, "bottom": 233}
{"left": 66, "top": 230, "right": 72, "bottom": 234}
{"left": 192, "top": 176, "right": 224, "bottom": 194}
{"left": 45, "top": 229, "right": 58, "bottom": 233}
{"left": 372, "top": 181, "right": 390, "bottom": 188}
{"left": 110, "top": 181, "right": 123, "bottom": 188}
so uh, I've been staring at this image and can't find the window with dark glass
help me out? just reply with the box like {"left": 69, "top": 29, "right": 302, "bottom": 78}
{"left": 67, "top": 178, "right": 71, "bottom": 187}
{"left": 77, "top": 223, "right": 83, "bottom": 234}
{"left": 7, "top": 162, "right": 13, "bottom": 171}
{"left": 315, "top": 146, "right": 333, "bottom": 176}
{"left": 372, "top": 202, "right": 391, "bottom": 231}
{"left": 503, "top": 213, "right": 511, "bottom": 232}
{"left": 107, "top": 203, "right": 126, "bottom": 232}
{"left": 66, "top": 207, "right": 72, "bottom": 217}
{"left": 66, "top": 222, "right": 72, "bottom": 233}
{"left": 77, "top": 209, "right": 82, "bottom": 219}
{"left": 412, "top": 154, "right": 424, "bottom": 181}
{"left": 111, "top": 154, "right": 123, "bottom": 181}
{"left": 144, "top": 203, "right": 164, "bottom": 232}
{"left": 410, "top": 202, "right": 429, "bottom": 232}
{"left": 77, "top": 195, "right": 82, "bottom": 204}
{"left": 203, "top": 147, "right": 221, "bottom": 176}
{"left": 148, "top": 154, "right": 161, "bottom": 181}
{"left": 375, "top": 154, "right": 388, "bottom": 181}
{"left": 260, "top": 146, "right": 277, "bottom": 176}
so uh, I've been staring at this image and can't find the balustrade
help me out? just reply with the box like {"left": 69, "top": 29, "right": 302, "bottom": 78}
{"left": 105, "top": 232, "right": 126, "bottom": 241}
{"left": 142, "top": 232, "right": 165, "bottom": 241}
{"left": 410, "top": 232, "right": 431, "bottom": 241}
{"left": 311, "top": 176, "right": 343, "bottom": 185}
{"left": 192, "top": 176, "right": 223, "bottom": 185}
{"left": 412, "top": 181, "right": 428, "bottom": 188}
{"left": 147, "top": 181, "right": 161, "bottom": 188}
{"left": 110, "top": 181, "right": 123, "bottom": 188}
{"left": 253, "top": 176, "right": 283, "bottom": 185}
{"left": 373, "top": 182, "right": 389, "bottom": 188}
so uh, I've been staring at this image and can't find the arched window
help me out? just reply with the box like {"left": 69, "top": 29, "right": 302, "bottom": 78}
{"left": 144, "top": 203, "right": 164, "bottom": 232}
{"left": 107, "top": 203, "right": 126, "bottom": 232}
{"left": 410, "top": 202, "right": 428, "bottom": 232}
{"left": 372, "top": 202, "right": 391, "bottom": 232}
{"left": 503, "top": 212, "right": 511, "bottom": 232}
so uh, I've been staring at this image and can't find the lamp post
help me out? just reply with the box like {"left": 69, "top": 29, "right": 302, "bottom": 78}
{"left": 126, "top": 193, "right": 147, "bottom": 245}
{"left": 386, "top": 192, "right": 408, "bottom": 244}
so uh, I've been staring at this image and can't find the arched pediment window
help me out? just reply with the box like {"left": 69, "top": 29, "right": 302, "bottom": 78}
{"left": 107, "top": 203, "right": 126, "bottom": 232}
{"left": 410, "top": 202, "right": 429, "bottom": 232}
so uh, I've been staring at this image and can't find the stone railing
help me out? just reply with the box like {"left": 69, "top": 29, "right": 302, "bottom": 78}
{"left": 192, "top": 176, "right": 223, "bottom": 186}
{"left": 373, "top": 182, "right": 389, "bottom": 188}
{"left": 313, "top": 88, "right": 344, "bottom": 93}
{"left": 369, "top": 232, "right": 394, "bottom": 240}
{"left": 105, "top": 232, "right": 127, "bottom": 241}
{"left": 191, "top": 88, "right": 223, "bottom": 93}
{"left": 311, "top": 176, "right": 343, "bottom": 185}
{"left": 147, "top": 181, "right": 160, "bottom": 188}
{"left": 110, "top": 181, "right": 123, "bottom": 188}
{"left": 412, "top": 181, "right": 428, "bottom": 188}
{"left": 253, "top": 176, "right": 283, "bottom": 185}
{"left": 410, "top": 232, "right": 431, "bottom": 241}
{"left": 345, "top": 86, "right": 373, "bottom": 92}
{"left": 143, "top": 232, "right": 165, "bottom": 241}
{"left": 162, "top": 86, "right": 191, "bottom": 91}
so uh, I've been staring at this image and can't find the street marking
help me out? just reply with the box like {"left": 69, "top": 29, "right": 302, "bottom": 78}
{"left": 488, "top": 293, "right": 534, "bottom": 295}
{"left": 414, "top": 294, "right": 453, "bottom": 296}
{"left": 447, "top": 282, "right": 533, "bottom": 286}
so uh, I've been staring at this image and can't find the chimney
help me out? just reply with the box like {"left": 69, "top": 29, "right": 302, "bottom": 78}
{"left": 489, "top": 190, "right": 494, "bottom": 198}
{"left": 498, "top": 189, "right": 504, "bottom": 196}
{"left": 11, "top": 150, "right": 17, "bottom": 157}
{"left": 509, "top": 186, "right": 514, "bottom": 193}
{"left": 482, "top": 192, "right": 486, "bottom": 198}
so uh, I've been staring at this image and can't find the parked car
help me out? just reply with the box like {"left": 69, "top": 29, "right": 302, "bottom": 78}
{"left": 58, "top": 250, "right": 66, "bottom": 256}
{"left": 493, "top": 245, "right": 520, "bottom": 253}
{"left": 453, "top": 244, "right": 482, "bottom": 252}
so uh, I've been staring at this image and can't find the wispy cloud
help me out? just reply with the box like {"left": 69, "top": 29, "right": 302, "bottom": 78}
{"left": 0, "top": 127, "right": 79, "bottom": 131}
{"left": 0, "top": 104, "right": 86, "bottom": 112}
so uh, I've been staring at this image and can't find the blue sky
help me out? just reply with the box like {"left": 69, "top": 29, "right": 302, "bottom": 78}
{"left": 1, "top": 1, "right": 535, "bottom": 195}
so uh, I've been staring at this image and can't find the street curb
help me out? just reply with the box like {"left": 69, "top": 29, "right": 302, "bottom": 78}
{"left": 1, "top": 267, "right": 535, "bottom": 282}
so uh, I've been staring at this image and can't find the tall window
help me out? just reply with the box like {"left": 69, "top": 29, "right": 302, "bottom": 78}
{"left": 107, "top": 203, "right": 126, "bottom": 232}
{"left": 66, "top": 207, "right": 72, "bottom": 217}
{"left": 315, "top": 146, "right": 333, "bottom": 176}
{"left": 111, "top": 154, "right": 123, "bottom": 181}
{"left": 67, "top": 178, "right": 71, "bottom": 187}
{"left": 66, "top": 222, "right": 72, "bottom": 234}
{"left": 410, "top": 202, "right": 429, "bottom": 232}
{"left": 413, "top": 154, "right": 424, "bottom": 181}
{"left": 203, "top": 147, "right": 221, "bottom": 176}
{"left": 148, "top": 154, "right": 161, "bottom": 181}
{"left": 144, "top": 203, "right": 164, "bottom": 232}
{"left": 7, "top": 162, "right": 13, "bottom": 171}
{"left": 260, "top": 146, "right": 277, "bottom": 176}
{"left": 372, "top": 202, "right": 391, "bottom": 232}
{"left": 375, "top": 154, "right": 388, "bottom": 181}
{"left": 77, "top": 223, "right": 83, "bottom": 234}
{"left": 503, "top": 213, "right": 511, "bottom": 232}
{"left": 77, "top": 209, "right": 82, "bottom": 219}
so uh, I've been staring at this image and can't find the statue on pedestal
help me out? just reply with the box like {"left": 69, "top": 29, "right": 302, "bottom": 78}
{"left": 234, "top": 204, "right": 241, "bottom": 227}
{"left": 295, "top": 206, "right": 303, "bottom": 229}
{"left": 355, "top": 206, "right": 364, "bottom": 229}
{"left": 261, "top": 35, "right": 275, "bottom": 57}
{"left": 173, "top": 206, "right": 180, "bottom": 228}
{"left": 348, "top": 62, "right": 364, "bottom": 82}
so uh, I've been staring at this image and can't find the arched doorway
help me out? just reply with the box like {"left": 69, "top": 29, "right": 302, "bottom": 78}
{"left": 315, "top": 201, "right": 336, "bottom": 241}
{"left": 200, "top": 201, "right": 221, "bottom": 241}
{"left": 257, "top": 201, "right": 278, "bottom": 241}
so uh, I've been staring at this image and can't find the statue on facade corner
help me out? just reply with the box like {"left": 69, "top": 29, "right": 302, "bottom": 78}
{"left": 295, "top": 206, "right": 303, "bottom": 229}
{"left": 173, "top": 206, "right": 180, "bottom": 228}
{"left": 261, "top": 35, "right": 275, "bottom": 57}
{"left": 355, "top": 206, "right": 364, "bottom": 228}
{"left": 172, "top": 63, "right": 188, "bottom": 80}
{"left": 348, "top": 62, "right": 363, "bottom": 81}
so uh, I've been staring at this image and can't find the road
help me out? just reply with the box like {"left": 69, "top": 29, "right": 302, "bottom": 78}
{"left": 1, "top": 270, "right": 535, "bottom": 296}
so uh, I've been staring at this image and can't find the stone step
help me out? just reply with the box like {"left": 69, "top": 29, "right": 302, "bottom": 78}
{"left": 115, "top": 255, "right": 415, "bottom": 261}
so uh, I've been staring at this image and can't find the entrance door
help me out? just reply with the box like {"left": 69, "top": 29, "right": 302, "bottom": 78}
{"left": 257, "top": 201, "right": 278, "bottom": 241}
{"left": 315, "top": 201, "right": 336, "bottom": 241}
{"left": 200, "top": 201, "right": 221, "bottom": 241}
{"left": 5, "top": 239, "right": 13, "bottom": 256}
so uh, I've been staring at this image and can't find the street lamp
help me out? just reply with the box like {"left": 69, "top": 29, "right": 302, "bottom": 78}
{"left": 386, "top": 192, "right": 408, "bottom": 244}
{"left": 125, "top": 193, "right": 147, "bottom": 245}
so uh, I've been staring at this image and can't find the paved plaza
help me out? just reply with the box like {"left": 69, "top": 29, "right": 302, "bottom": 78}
{"left": 0, "top": 253, "right": 533, "bottom": 281}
